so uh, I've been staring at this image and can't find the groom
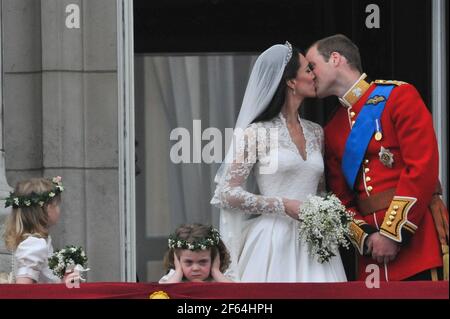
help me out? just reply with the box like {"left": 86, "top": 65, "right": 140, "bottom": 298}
{"left": 306, "top": 34, "right": 447, "bottom": 281}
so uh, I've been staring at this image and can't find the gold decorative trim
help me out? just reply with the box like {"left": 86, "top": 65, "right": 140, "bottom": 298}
{"left": 380, "top": 196, "right": 417, "bottom": 242}
{"left": 374, "top": 79, "right": 407, "bottom": 86}
{"left": 366, "top": 95, "right": 386, "bottom": 105}
{"left": 339, "top": 73, "right": 371, "bottom": 107}
{"left": 403, "top": 221, "right": 418, "bottom": 234}
{"left": 349, "top": 220, "right": 368, "bottom": 255}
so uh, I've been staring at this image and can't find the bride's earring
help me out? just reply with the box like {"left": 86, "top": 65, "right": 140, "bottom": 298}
{"left": 292, "top": 88, "right": 296, "bottom": 95}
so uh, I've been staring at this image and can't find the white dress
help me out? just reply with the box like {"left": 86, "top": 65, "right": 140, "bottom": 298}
{"left": 14, "top": 235, "right": 61, "bottom": 283}
{"left": 211, "top": 113, "right": 347, "bottom": 282}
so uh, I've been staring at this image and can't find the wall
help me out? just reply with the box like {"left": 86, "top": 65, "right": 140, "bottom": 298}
{"left": 1, "top": 0, "right": 121, "bottom": 281}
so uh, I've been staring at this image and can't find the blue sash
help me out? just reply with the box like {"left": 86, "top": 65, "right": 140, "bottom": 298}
{"left": 342, "top": 85, "right": 395, "bottom": 189}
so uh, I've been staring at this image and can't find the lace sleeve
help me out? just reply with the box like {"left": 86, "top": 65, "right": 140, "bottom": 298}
{"left": 211, "top": 125, "right": 285, "bottom": 216}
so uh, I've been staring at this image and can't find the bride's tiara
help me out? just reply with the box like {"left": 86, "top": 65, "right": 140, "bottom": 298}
{"left": 285, "top": 41, "right": 293, "bottom": 64}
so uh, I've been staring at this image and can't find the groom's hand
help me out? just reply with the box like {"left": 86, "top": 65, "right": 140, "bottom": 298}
{"left": 367, "top": 232, "right": 400, "bottom": 264}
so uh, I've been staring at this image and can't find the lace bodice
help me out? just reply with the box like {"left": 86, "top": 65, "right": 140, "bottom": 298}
{"left": 211, "top": 112, "right": 325, "bottom": 216}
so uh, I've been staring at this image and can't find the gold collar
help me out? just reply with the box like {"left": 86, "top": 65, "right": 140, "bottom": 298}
{"left": 339, "top": 73, "right": 371, "bottom": 108}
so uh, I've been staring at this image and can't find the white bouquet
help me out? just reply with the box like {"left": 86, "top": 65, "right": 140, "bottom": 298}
{"left": 48, "top": 245, "right": 89, "bottom": 279}
{"left": 298, "top": 193, "right": 354, "bottom": 263}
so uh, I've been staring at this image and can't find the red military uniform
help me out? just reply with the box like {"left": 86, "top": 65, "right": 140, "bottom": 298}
{"left": 325, "top": 74, "right": 442, "bottom": 281}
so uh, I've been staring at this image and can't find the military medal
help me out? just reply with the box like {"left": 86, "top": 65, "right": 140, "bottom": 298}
{"left": 375, "top": 132, "right": 382, "bottom": 141}
{"left": 374, "top": 119, "right": 383, "bottom": 141}
{"left": 379, "top": 146, "right": 394, "bottom": 168}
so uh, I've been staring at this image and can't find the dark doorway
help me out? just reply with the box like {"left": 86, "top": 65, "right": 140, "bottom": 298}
{"left": 135, "top": 0, "right": 432, "bottom": 115}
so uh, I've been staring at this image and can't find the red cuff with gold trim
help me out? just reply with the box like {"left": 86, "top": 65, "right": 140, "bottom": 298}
{"left": 349, "top": 219, "right": 378, "bottom": 255}
{"left": 380, "top": 196, "right": 417, "bottom": 243}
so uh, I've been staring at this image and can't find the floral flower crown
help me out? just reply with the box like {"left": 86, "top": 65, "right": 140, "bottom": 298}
{"left": 168, "top": 227, "right": 221, "bottom": 251}
{"left": 4, "top": 176, "right": 65, "bottom": 209}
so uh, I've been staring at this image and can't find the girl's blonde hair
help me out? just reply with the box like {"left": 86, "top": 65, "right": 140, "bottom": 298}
{"left": 3, "top": 178, "right": 61, "bottom": 251}
{"left": 163, "top": 224, "right": 231, "bottom": 274}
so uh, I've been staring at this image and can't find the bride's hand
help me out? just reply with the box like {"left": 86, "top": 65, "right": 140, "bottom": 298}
{"left": 282, "top": 198, "right": 302, "bottom": 220}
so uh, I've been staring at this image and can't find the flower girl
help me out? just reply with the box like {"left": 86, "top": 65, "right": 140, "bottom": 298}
{"left": 159, "top": 224, "right": 234, "bottom": 283}
{"left": 2, "top": 176, "right": 77, "bottom": 284}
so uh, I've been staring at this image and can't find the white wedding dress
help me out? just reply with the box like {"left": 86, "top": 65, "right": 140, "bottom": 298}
{"left": 211, "top": 113, "right": 347, "bottom": 282}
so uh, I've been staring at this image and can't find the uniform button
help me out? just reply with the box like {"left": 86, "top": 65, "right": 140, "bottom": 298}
{"left": 364, "top": 159, "right": 369, "bottom": 164}
{"left": 389, "top": 215, "right": 395, "bottom": 221}
{"left": 364, "top": 168, "right": 370, "bottom": 173}
{"left": 351, "top": 120, "right": 355, "bottom": 125}
{"left": 350, "top": 111, "right": 356, "bottom": 118}
{"left": 390, "top": 211, "right": 397, "bottom": 216}
{"left": 367, "top": 186, "right": 373, "bottom": 192}
{"left": 365, "top": 176, "right": 371, "bottom": 182}
{"left": 393, "top": 205, "right": 399, "bottom": 210}
{"left": 386, "top": 221, "right": 393, "bottom": 226}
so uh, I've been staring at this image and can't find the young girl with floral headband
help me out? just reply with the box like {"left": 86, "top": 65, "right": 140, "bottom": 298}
{"left": 2, "top": 176, "right": 76, "bottom": 284}
{"left": 159, "top": 224, "right": 234, "bottom": 283}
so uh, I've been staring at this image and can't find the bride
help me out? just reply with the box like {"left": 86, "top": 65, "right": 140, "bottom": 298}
{"left": 211, "top": 42, "right": 347, "bottom": 282}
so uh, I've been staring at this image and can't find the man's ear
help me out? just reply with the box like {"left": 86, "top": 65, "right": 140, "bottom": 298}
{"left": 330, "top": 51, "right": 342, "bottom": 66}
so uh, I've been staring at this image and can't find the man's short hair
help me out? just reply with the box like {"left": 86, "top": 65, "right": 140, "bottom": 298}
{"left": 313, "top": 34, "right": 362, "bottom": 72}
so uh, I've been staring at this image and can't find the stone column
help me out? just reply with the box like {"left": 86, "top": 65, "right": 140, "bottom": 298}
{"left": 0, "top": 0, "right": 12, "bottom": 273}
{"left": 39, "top": 0, "right": 120, "bottom": 281}
{"left": 0, "top": 0, "right": 40, "bottom": 274}
{"left": 0, "top": 0, "right": 13, "bottom": 202}
{"left": 1, "top": 0, "right": 121, "bottom": 281}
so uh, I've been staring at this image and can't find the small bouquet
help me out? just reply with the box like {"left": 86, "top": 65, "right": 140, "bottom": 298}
{"left": 298, "top": 193, "right": 354, "bottom": 263}
{"left": 48, "top": 245, "right": 89, "bottom": 279}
